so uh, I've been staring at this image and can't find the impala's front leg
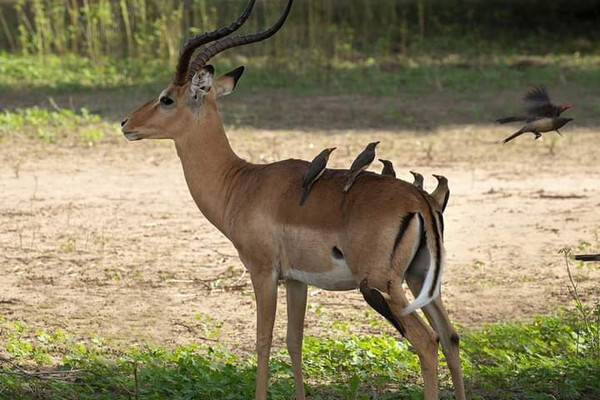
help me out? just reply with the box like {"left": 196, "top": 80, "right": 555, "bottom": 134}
{"left": 286, "top": 280, "right": 308, "bottom": 400}
{"left": 251, "top": 269, "right": 279, "bottom": 400}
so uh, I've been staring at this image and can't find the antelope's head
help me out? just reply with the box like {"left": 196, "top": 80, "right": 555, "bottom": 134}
{"left": 121, "top": 0, "right": 292, "bottom": 142}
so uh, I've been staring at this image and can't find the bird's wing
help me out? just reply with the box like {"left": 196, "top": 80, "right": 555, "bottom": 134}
{"left": 523, "top": 87, "right": 562, "bottom": 117}
{"left": 496, "top": 115, "right": 527, "bottom": 124}
{"left": 349, "top": 151, "right": 373, "bottom": 171}
{"left": 523, "top": 86, "right": 551, "bottom": 104}
{"left": 441, "top": 190, "right": 450, "bottom": 212}
{"left": 302, "top": 158, "right": 327, "bottom": 187}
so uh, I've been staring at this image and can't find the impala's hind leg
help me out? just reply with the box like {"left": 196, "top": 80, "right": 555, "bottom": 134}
{"left": 406, "top": 247, "right": 466, "bottom": 400}
{"left": 423, "top": 298, "right": 466, "bottom": 400}
{"left": 358, "top": 212, "right": 440, "bottom": 399}
{"left": 387, "top": 282, "right": 440, "bottom": 400}
{"left": 360, "top": 277, "right": 440, "bottom": 400}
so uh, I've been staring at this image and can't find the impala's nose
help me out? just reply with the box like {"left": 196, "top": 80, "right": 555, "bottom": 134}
{"left": 121, "top": 118, "right": 128, "bottom": 127}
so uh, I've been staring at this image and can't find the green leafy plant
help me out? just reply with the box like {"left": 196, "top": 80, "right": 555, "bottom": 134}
{"left": 1, "top": 312, "right": 599, "bottom": 400}
{"left": 0, "top": 105, "right": 109, "bottom": 145}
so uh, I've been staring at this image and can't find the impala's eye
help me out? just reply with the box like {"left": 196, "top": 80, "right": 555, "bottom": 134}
{"left": 160, "top": 96, "right": 174, "bottom": 106}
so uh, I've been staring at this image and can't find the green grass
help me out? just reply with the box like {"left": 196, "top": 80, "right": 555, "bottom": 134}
{"left": 1, "top": 313, "right": 598, "bottom": 400}
{"left": 2, "top": 52, "right": 600, "bottom": 97}
{"left": 0, "top": 105, "right": 113, "bottom": 145}
{"left": 0, "top": 52, "right": 169, "bottom": 91}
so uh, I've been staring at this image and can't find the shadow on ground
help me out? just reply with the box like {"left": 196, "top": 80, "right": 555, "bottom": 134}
{"left": 2, "top": 82, "right": 597, "bottom": 133}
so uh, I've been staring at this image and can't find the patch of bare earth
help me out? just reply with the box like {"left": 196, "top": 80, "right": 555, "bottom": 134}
{"left": 1, "top": 117, "right": 599, "bottom": 354}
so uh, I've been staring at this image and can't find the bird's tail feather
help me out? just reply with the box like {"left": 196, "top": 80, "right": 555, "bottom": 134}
{"left": 502, "top": 127, "right": 525, "bottom": 144}
{"left": 299, "top": 188, "right": 309, "bottom": 206}
{"left": 496, "top": 116, "right": 525, "bottom": 124}
{"left": 343, "top": 173, "right": 358, "bottom": 193}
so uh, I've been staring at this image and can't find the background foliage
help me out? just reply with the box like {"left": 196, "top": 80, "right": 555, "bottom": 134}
{"left": 1, "top": 0, "right": 599, "bottom": 66}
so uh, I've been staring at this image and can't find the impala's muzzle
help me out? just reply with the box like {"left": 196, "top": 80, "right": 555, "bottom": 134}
{"left": 121, "top": 118, "right": 142, "bottom": 141}
{"left": 123, "top": 132, "right": 141, "bottom": 141}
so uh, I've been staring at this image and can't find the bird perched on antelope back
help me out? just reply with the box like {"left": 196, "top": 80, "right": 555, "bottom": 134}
{"left": 430, "top": 174, "right": 449, "bottom": 212}
{"left": 409, "top": 171, "right": 424, "bottom": 190}
{"left": 343, "top": 141, "right": 379, "bottom": 193}
{"left": 299, "top": 147, "right": 336, "bottom": 206}
{"left": 379, "top": 159, "right": 396, "bottom": 178}
{"left": 497, "top": 87, "right": 573, "bottom": 143}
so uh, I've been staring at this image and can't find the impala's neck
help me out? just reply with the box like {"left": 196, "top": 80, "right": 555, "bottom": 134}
{"left": 174, "top": 103, "right": 245, "bottom": 236}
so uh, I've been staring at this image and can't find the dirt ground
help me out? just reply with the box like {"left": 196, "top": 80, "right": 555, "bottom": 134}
{"left": 1, "top": 95, "right": 600, "bottom": 354}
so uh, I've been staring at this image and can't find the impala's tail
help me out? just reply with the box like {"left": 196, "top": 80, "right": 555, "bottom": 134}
{"left": 399, "top": 210, "right": 445, "bottom": 315}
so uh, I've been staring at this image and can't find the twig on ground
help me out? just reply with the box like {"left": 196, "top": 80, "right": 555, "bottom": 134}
{"left": 0, "top": 356, "right": 83, "bottom": 381}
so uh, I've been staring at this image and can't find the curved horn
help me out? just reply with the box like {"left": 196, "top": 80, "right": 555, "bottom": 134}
{"left": 173, "top": 0, "right": 256, "bottom": 86}
{"left": 188, "top": 0, "right": 293, "bottom": 81}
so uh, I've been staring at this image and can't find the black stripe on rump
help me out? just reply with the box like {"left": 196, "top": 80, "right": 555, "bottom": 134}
{"left": 426, "top": 200, "right": 442, "bottom": 297}
{"left": 390, "top": 212, "right": 416, "bottom": 262}
{"left": 415, "top": 190, "right": 443, "bottom": 298}
{"left": 359, "top": 279, "right": 405, "bottom": 336}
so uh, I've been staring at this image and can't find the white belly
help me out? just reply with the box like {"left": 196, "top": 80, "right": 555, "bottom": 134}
{"left": 289, "top": 258, "right": 357, "bottom": 291}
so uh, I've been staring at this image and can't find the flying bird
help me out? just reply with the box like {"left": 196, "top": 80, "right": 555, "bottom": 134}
{"left": 379, "top": 159, "right": 396, "bottom": 178}
{"left": 574, "top": 254, "right": 600, "bottom": 262}
{"left": 501, "top": 117, "right": 573, "bottom": 144}
{"left": 410, "top": 171, "right": 424, "bottom": 190}
{"left": 496, "top": 87, "right": 571, "bottom": 124}
{"left": 343, "top": 141, "right": 379, "bottom": 193}
{"left": 430, "top": 174, "right": 449, "bottom": 212}
{"left": 497, "top": 87, "right": 574, "bottom": 143}
{"left": 299, "top": 147, "right": 336, "bottom": 206}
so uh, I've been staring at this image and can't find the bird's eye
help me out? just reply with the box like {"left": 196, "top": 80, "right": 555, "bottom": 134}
{"left": 160, "top": 96, "right": 174, "bottom": 106}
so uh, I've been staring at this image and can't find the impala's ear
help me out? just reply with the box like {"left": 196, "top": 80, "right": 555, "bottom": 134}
{"left": 189, "top": 65, "right": 215, "bottom": 101}
{"left": 213, "top": 66, "right": 245, "bottom": 98}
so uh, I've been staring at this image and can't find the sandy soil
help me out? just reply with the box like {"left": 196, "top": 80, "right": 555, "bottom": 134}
{"left": 1, "top": 115, "right": 599, "bottom": 354}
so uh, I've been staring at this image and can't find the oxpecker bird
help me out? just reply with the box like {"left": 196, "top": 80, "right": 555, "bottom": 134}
{"left": 501, "top": 117, "right": 573, "bottom": 144}
{"left": 343, "top": 141, "right": 379, "bottom": 193}
{"left": 379, "top": 159, "right": 396, "bottom": 178}
{"left": 430, "top": 174, "right": 449, "bottom": 212}
{"left": 496, "top": 87, "right": 571, "bottom": 124}
{"left": 299, "top": 147, "right": 336, "bottom": 206}
{"left": 410, "top": 170, "right": 424, "bottom": 190}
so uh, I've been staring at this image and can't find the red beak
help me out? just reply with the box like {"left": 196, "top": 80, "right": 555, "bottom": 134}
{"left": 562, "top": 104, "right": 572, "bottom": 111}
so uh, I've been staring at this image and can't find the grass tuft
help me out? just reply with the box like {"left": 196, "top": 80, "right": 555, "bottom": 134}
{"left": 0, "top": 105, "right": 111, "bottom": 145}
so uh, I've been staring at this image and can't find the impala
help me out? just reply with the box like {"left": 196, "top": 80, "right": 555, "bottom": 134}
{"left": 121, "top": 1, "right": 466, "bottom": 398}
